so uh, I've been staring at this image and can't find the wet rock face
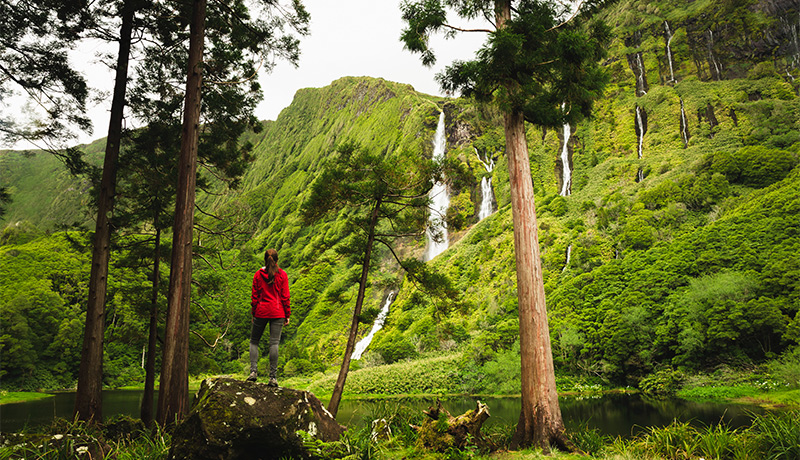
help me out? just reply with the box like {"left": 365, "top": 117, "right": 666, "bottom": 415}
{"left": 169, "top": 377, "right": 344, "bottom": 460}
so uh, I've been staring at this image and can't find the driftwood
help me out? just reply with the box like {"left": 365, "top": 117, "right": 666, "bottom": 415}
{"left": 413, "top": 400, "right": 491, "bottom": 452}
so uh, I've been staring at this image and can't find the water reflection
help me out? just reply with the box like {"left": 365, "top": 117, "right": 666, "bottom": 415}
{"left": 1, "top": 391, "right": 761, "bottom": 437}
{"left": 336, "top": 393, "right": 761, "bottom": 438}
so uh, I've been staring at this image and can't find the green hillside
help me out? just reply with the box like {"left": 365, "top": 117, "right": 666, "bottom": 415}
{"left": 1, "top": 0, "right": 798, "bottom": 393}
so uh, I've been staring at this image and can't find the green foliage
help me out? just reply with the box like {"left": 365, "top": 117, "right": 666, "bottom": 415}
{"left": 3, "top": 0, "right": 800, "bottom": 400}
{"left": 302, "top": 355, "right": 461, "bottom": 396}
{"left": 703, "top": 145, "right": 798, "bottom": 187}
{"left": 374, "top": 330, "right": 419, "bottom": 364}
{"left": 751, "top": 411, "right": 800, "bottom": 460}
{"left": 639, "top": 368, "right": 685, "bottom": 396}
{"left": 0, "top": 416, "right": 170, "bottom": 460}
{"left": 768, "top": 347, "right": 800, "bottom": 389}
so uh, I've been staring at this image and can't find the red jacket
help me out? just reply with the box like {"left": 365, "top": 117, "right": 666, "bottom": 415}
{"left": 251, "top": 267, "right": 291, "bottom": 319}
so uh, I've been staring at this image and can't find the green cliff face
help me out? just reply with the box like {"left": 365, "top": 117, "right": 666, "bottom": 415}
{"left": 1, "top": 0, "right": 798, "bottom": 391}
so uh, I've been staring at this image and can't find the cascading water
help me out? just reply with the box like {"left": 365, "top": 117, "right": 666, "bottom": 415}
{"left": 475, "top": 149, "right": 496, "bottom": 220}
{"left": 562, "top": 244, "right": 572, "bottom": 273}
{"left": 635, "top": 105, "right": 645, "bottom": 182}
{"left": 425, "top": 112, "right": 449, "bottom": 261}
{"left": 635, "top": 106, "right": 645, "bottom": 159}
{"left": 560, "top": 121, "right": 572, "bottom": 197}
{"left": 680, "top": 98, "right": 690, "bottom": 147}
{"left": 351, "top": 291, "right": 396, "bottom": 360}
{"left": 791, "top": 14, "right": 799, "bottom": 69}
{"left": 707, "top": 30, "right": 723, "bottom": 80}
{"left": 664, "top": 21, "right": 676, "bottom": 83}
{"left": 636, "top": 52, "right": 648, "bottom": 96}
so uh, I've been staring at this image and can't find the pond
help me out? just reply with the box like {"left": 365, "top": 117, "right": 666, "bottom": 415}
{"left": 0, "top": 390, "right": 761, "bottom": 436}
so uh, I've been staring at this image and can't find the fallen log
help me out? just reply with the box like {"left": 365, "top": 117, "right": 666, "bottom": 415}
{"left": 413, "top": 400, "right": 491, "bottom": 452}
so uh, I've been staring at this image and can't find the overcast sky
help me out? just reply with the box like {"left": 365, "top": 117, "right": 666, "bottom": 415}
{"left": 2, "top": 0, "right": 487, "bottom": 149}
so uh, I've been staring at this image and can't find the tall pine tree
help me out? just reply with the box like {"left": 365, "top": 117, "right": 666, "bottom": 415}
{"left": 302, "top": 140, "right": 460, "bottom": 417}
{"left": 156, "top": 0, "right": 309, "bottom": 425}
{"left": 401, "top": 0, "right": 610, "bottom": 450}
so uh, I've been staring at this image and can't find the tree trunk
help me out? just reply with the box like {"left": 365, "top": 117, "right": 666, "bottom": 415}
{"left": 503, "top": 109, "right": 569, "bottom": 451}
{"left": 157, "top": 0, "right": 205, "bottom": 427}
{"left": 327, "top": 198, "right": 382, "bottom": 417}
{"left": 73, "top": 3, "right": 135, "bottom": 423}
{"left": 141, "top": 225, "right": 161, "bottom": 427}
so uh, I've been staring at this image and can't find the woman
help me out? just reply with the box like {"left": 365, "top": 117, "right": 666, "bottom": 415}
{"left": 248, "top": 248, "right": 290, "bottom": 386}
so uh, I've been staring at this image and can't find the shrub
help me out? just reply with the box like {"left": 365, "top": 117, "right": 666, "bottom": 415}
{"left": 768, "top": 347, "right": 800, "bottom": 388}
{"left": 751, "top": 410, "right": 800, "bottom": 460}
{"left": 639, "top": 368, "right": 685, "bottom": 396}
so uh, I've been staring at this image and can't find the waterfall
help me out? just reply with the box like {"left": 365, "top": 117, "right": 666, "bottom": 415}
{"left": 478, "top": 177, "right": 494, "bottom": 220}
{"left": 475, "top": 148, "right": 496, "bottom": 220}
{"left": 559, "top": 121, "right": 572, "bottom": 197}
{"left": 680, "top": 98, "right": 690, "bottom": 147}
{"left": 635, "top": 105, "right": 645, "bottom": 159}
{"left": 707, "top": 30, "right": 722, "bottom": 80}
{"left": 352, "top": 291, "right": 396, "bottom": 360}
{"left": 636, "top": 52, "right": 648, "bottom": 96}
{"left": 664, "top": 21, "right": 676, "bottom": 83}
{"left": 562, "top": 244, "right": 572, "bottom": 273}
{"left": 636, "top": 105, "right": 645, "bottom": 182}
{"left": 791, "top": 14, "right": 799, "bottom": 69}
{"left": 424, "top": 112, "right": 449, "bottom": 261}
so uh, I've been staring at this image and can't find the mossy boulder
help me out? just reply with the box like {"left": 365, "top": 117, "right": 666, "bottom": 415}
{"left": 168, "top": 377, "right": 344, "bottom": 460}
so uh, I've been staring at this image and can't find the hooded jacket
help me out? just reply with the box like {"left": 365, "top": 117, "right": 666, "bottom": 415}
{"left": 250, "top": 267, "right": 291, "bottom": 319}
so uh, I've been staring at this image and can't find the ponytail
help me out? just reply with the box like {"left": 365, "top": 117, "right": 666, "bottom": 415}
{"left": 264, "top": 248, "right": 279, "bottom": 283}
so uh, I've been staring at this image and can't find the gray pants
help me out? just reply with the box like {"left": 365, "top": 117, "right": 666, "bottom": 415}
{"left": 249, "top": 317, "right": 284, "bottom": 378}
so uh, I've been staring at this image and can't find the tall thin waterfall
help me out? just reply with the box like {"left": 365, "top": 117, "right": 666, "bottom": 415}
{"left": 562, "top": 244, "right": 572, "bottom": 273}
{"left": 664, "top": 21, "right": 676, "bottom": 83}
{"left": 635, "top": 52, "right": 648, "bottom": 96}
{"left": 636, "top": 105, "right": 645, "bottom": 182}
{"left": 790, "top": 14, "right": 799, "bottom": 69}
{"left": 680, "top": 98, "right": 690, "bottom": 147}
{"left": 707, "top": 30, "right": 722, "bottom": 80}
{"left": 425, "top": 112, "right": 449, "bottom": 261}
{"left": 560, "top": 121, "right": 572, "bottom": 197}
{"left": 635, "top": 106, "right": 645, "bottom": 159}
{"left": 352, "top": 291, "right": 396, "bottom": 360}
{"left": 475, "top": 149, "right": 495, "bottom": 220}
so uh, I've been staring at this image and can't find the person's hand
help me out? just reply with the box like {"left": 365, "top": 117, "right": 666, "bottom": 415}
{"left": 284, "top": 318, "right": 290, "bottom": 325}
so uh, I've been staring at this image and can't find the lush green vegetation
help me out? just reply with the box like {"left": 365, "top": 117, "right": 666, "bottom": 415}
{"left": 0, "top": 391, "right": 54, "bottom": 405}
{"left": 0, "top": 0, "right": 798, "bottom": 427}
{"left": 2, "top": 407, "right": 799, "bottom": 460}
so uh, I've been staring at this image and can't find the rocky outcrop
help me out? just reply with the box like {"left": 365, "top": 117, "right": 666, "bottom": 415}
{"left": 168, "top": 377, "right": 344, "bottom": 460}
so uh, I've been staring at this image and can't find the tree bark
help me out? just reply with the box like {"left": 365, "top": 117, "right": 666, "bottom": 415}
{"left": 73, "top": 3, "right": 135, "bottom": 424}
{"left": 141, "top": 225, "right": 161, "bottom": 427}
{"left": 157, "top": 0, "right": 205, "bottom": 427}
{"left": 327, "top": 198, "right": 382, "bottom": 417}
{"left": 504, "top": 109, "right": 569, "bottom": 451}
{"left": 493, "top": 0, "right": 569, "bottom": 450}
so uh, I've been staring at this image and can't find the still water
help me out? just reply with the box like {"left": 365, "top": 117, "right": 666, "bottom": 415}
{"left": 0, "top": 390, "right": 760, "bottom": 436}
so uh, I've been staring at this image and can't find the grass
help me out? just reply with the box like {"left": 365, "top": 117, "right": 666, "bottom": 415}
{"left": 735, "top": 389, "right": 800, "bottom": 409}
{"left": 677, "top": 384, "right": 761, "bottom": 402}
{"left": 2, "top": 402, "right": 798, "bottom": 460}
{"left": 0, "top": 391, "right": 54, "bottom": 405}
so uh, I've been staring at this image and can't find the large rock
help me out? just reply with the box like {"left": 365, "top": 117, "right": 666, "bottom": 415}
{"left": 169, "top": 377, "right": 344, "bottom": 460}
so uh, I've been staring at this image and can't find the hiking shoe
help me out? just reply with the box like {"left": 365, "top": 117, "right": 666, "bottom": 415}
{"left": 246, "top": 372, "right": 257, "bottom": 382}
{"left": 267, "top": 377, "right": 278, "bottom": 387}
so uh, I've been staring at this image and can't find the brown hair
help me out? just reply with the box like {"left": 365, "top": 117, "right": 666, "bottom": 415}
{"left": 264, "top": 249, "right": 279, "bottom": 282}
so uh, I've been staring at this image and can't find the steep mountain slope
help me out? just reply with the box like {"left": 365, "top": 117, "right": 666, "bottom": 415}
{"left": 1, "top": 0, "right": 798, "bottom": 391}
{"left": 367, "top": 0, "right": 800, "bottom": 387}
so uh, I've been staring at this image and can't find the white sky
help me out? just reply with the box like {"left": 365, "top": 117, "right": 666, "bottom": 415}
{"left": 1, "top": 0, "right": 487, "bottom": 149}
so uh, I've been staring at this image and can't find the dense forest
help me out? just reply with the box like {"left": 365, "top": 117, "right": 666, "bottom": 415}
{"left": 1, "top": 0, "right": 799, "bottom": 397}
